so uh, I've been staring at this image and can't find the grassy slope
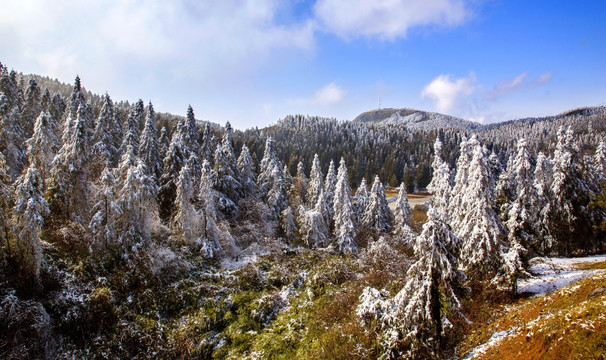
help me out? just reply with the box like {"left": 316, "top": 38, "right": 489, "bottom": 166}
{"left": 459, "top": 262, "right": 606, "bottom": 360}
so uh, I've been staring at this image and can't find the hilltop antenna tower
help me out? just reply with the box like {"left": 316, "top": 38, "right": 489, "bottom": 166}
{"left": 378, "top": 95, "right": 381, "bottom": 110}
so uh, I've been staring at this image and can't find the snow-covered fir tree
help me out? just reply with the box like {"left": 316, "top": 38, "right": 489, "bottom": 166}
{"left": 324, "top": 159, "right": 337, "bottom": 222}
{"left": 25, "top": 112, "right": 60, "bottom": 185}
{"left": 184, "top": 105, "right": 200, "bottom": 152}
{"left": 392, "top": 182, "right": 415, "bottom": 245}
{"left": 307, "top": 153, "right": 324, "bottom": 207}
{"left": 549, "top": 126, "right": 593, "bottom": 254}
{"left": 13, "top": 165, "right": 49, "bottom": 284}
{"left": 362, "top": 175, "right": 393, "bottom": 234}
{"left": 213, "top": 122, "right": 243, "bottom": 213}
{"left": 533, "top": 151, "right": 555, "bottom": 253}
{"left": 299, "top": 189, "right": 330, "bottom": 248}
{"left": 200, "top": 122, "right": 215, "bottom": 164}
{"left": 504, "top": 138, "right": 539, "bottom": 252}
{"left": 380, "top": 207, "right": 463, "bottom": 359}
{"left": 158, "top": 126, "right": 170, "bottom": 161}
{"left": 0, "top": 152, "right": 10, "bottom": 258}
{"left": 89, "top": 166, "right": 121, "bottom": 255}
{"left": 115, "top": 145, "right": 157, "bottom": 258}
{"left": 21, "top": 79, "right": 42, "bottom": 139}
{"left": 158, "top": 129, "right": 189, "bottom": 221}
{"left": 457, "top": 139, "right": 506, "bottom": 279}
{"left": 173, "top": 163, "right": 204, "bottom": 247}
{"left": 258, "top": 137, "right": 288, "bottom": 220}
{"left": 333, "top": 157, "right": 357, "bottom": 253}
{"left": 427, "top": 137, "right": 452, "bottom": 223}
{"left": 199, "top": 159, "right": 221, "bottom": 258}
{"left": 138, "top": 102, "right": 162, "bottom": 181}
{"left": 353, "top": 178, "right": 369, "bottom": 224}
{"left": 91, "top": 94, "right": 122, "bottom": 170}
{"left": 237, "top": 144, "right": 257, "bottom": 198}
{"left": 120, "top": 110, "right": 140, "bottom": 156}
{"left": 449, "top": 136, "right": 474, "bottom": 231}
{"left": 593, "top": 137, "right": 606, "bottom": 184}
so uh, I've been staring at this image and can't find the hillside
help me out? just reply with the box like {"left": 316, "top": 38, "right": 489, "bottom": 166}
{"left": 353, "top": 107, "right": 481, "bottom": 131}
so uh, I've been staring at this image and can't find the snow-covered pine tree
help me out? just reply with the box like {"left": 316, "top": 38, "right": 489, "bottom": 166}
{"left": 300, "top": 189, "right": 330, "bottom": 248}
{"left": 139, "top": 102, "right": 162, "bottom": 181}
{"left": 504, "top": 138, "right": 539, "bottom": 253}
{"left": 22, "top": 79, "right": 42, "bottom": 139}
{"left": 0, "top": 87, "right": 26, "bottom": 179}
{"left": 594, "top": 137, "right": 606, "bottom": 184}
{"left": 533, "top": 151, "right": 555, "bottom": 253}
{"left": 427, "top": 137, "right": 452, "bottom": 223}
{"left": 550, "top": 126, "right": 594, "bottom": 255}
{"left": 49, "top": 92, "right": 66, "bottom": 125}
{"left": 120, "top": 110, "right": 140, "bottom": 156}
{"left": 392, "top": 182, "right": 415, "bottom": 245}
{"left": 495, "top": 153, "right": 516, "bottom": 215}
{"left": 115, "top": 145, "right": 157, "bottom": 258}
{"left": 324, "top": 159, "right": 337, "bottom": 221}
{"left": 200, "top": 123, "right": 215, "bottom": 164}
{"left": 0, "top": 152, "right": 10, "bottom": 258}
{"left": 92, "top": 94, "right": 122, "bottom": 170}
{"left": 307, "top": 154, "right": 324, "bottom": 207}
{"left": 173, "top": 163, "right": 204, "bottom": 247}
{"left": 381, "top": 207, "right": 463, "bottom": 358}
{"left": 48, "top": 103, "right": 93, "bottom": 223}
{"left": 13, "top": 165, "right": 49, "bottom": 285}
{"left": 258, "top": 137, "right": 288, "bottom": 220}
{"left": 158, "top": 128, "right": 189, "bottom": 221}
{"left": 184, "top": 105, "right": 200, "bottom": 152}
{"left": 362, "top": 175, "right": 393, "bottom": 234}
{"left": 457, "top": 139, "right": 506, "bottom": 279}
{"left": 449, "top": 136, "right": 474, "bottom": 231}
{"left": 199, "top": 159, "right": 221, "bottom": 258}
{"left": 213, "top": 122, "right": 243, "bottom": 213}
{"left": 237, "top": 144, "right": 257, "bottom": 198}
{"left": 158, "top": 126, "right": 170, "bottom": 162}
{"left": 289, "top": 161, "right": 308, "bottom": 224}
{"left": 89, "top": 166, "right": 121, "bottom": 255}
{"left": 25, "top": 112, "right": 60, "bottom": 185}
{"left": 353, "top": 178, "right": 369, "bottom": 224}
{"left": 333, "top": 157, "right": 357, "bottom": 253}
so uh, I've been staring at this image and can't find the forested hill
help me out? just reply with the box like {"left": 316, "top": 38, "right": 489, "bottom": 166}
{"left": 353, "top": 107, "right": 481, "bottom": 131}
{"left": 239, "top": 107, "right": 606, "bottom": 192}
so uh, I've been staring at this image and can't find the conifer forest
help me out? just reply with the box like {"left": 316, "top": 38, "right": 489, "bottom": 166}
{"left": 1, "top": 62, "right": 606, "bottom": 359}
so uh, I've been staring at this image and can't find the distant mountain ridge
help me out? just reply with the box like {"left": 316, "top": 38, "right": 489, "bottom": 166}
{"left": 352, "top": 107, "right": 481, "bottom": 131}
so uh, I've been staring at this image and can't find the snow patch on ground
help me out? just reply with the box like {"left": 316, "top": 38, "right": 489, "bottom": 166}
{"left": 464, "top": 330, "right": 515, "bottom": 359}
{"left": 518, "top": 255, "right": 606, "bottom": 296}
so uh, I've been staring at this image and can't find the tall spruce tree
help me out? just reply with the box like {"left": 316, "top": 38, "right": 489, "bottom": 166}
{"left": 362, "top": 175, "right": 393, "bottom": 234}
{"left": 333, "top": 157, "right": 357, "bottom": 253}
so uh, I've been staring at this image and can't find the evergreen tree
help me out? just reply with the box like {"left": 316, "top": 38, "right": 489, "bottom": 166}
{"left": 158, "top": 126, "right": 170, "bottom": 162}
{"left": 213, "top": 122, "right": 243, "bottom": 212}
{"left": 13, "top": 165, "right": 49, "bottom": 284}
{"left": 457, "top": 140, "right": 506, "bottom": 279}
{"left": 49, "top": 92, "right": 66, "bottom": 123}
{"left": 139, "top": 102, "right": 162, "bottom": 181}
{"left": 362, "top": 175, "right": 393, "bottom": 234}
{"left": 26, "top": 112, "right": 60, "bottom": 184}
{"left": 258, "top": 137, "right": 288, "bottom": 219}
{"left": 449, "top": 136, "right": 474, "bottom": 231}
{"left": 184, "top": 105, "right": 200, "bottom": 152}
{"left": 594, "top": 137, "right": 606, "bottom": 184}
{"left": 173, "top": 163, "right": 204, "bottom": 247}
{"left": 307, "top": 154, "right": 324, "bottom": 207}
{"left": 353, "top": 178, "right": 369, "bottom": 224}
{"left": 333, "top": 157, "right": 357, "bottom": 253}
{"left": 533, "top": 152, "right": 555, "bottom": 253}
{"left": 428, "top": 138, "right": 452, "bottom": 223}
{"left": 550, "top": 126, "right": 593, "bottom": 254}
{"left": 237, "top": 144, "right": 257, "bottom": 198}
{"left": 0, "top": 152, "right": 10, "bottom": 259}
{"left": 381, "top": 207, "right": 463, "bottom": 358}
{"left": 0, "top": 91, "right": 26, "bottom": 178}
{"left": 504, "top": 139, "right": 539, "bottom": 252}
{"left": 393, "top": 182, "right": 415, "bottom": 244}
{"left": 299, "top": 189, "right": 330, "bottom": 248}
{"left": 199, "top": 159, "right": 221, "bottom": 257}
{"left": 91, "top": 94, "right": 122, "bottom": 174}
{"left": 89, "top": 166, "right": 121, "bottom": 255}
{"left": 158, "top": 129, "right": 188, "bottom": 221}
{"left": 22, "top": 79, "right": 42, "bottom": 139}
{"left": 200, "top": 123, "right": 215, "bottom": 163}
{"left": 115, "top": 146, "right": 157, "bottom": 257}
{"left": 324, "top": 159, "right": 337, "bottom": 223}
{"left": 120, "top": 110, "right": 140, "bottom": 156}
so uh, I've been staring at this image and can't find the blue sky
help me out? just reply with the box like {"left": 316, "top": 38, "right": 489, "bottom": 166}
{"left": 1, "top": 0, "right": 605, "bottom": 129}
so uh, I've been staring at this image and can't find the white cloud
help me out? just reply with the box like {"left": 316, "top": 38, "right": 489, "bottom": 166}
{"left": 290, "top": 83, "right": 346, "bottom": 106}
{"left": 421, "top": 73, "right": 476, "bottom": 113}
{"left": 487, "top": 72, "right": 552, "bottom": 100}
{"left": 0, "top": 0, "right": 315, "bottom": 94}
{"left": 314, "top": 0, "right": 469, "bottom": 40}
